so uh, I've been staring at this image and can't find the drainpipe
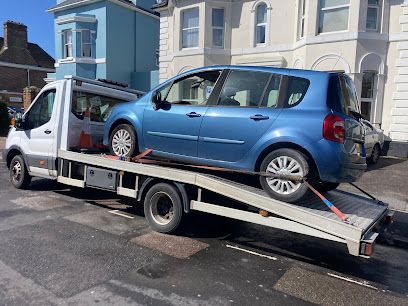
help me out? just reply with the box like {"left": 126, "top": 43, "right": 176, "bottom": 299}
{"left": 27, "top": 68, "right": 30, "bottom": 86}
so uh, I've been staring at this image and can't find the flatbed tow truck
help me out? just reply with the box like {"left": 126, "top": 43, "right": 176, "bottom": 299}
{"left": 4, "top": 76, "right": 392, "bottom": 258}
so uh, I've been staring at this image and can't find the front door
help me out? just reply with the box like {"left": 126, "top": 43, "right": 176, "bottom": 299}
{"left": 143, "top": 70, "right": 222, "bottom": 157}
{"left": 19, "top": 86, "right": 58, "bottom": 177}
{"left": 199, "top": 70, "right": 283, "bottom": 162}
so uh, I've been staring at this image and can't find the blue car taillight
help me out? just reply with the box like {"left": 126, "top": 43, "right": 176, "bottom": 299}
{"left": 323, "top": 114, "right": 345, "bottom": 143}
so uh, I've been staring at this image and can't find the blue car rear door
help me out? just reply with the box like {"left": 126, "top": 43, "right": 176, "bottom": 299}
{"left": 142, "top": 70, "right": 223, "bottom": 157}
{"left": 198, "top": 69, "right": 283, "bottom": 162}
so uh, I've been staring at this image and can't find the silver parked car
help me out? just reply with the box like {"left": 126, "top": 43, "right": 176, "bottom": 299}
{"left": 362, "top": 120, "right": 384, "bottom": 164}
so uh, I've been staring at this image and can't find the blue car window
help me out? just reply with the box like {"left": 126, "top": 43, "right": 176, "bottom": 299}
{"left": 343, "top": 76, "right": 361, "bottom": 114}
{"left": 163, "top": 70, "right": 221, "bottom": 106}
{"left": 283, "top": 77, "right": 309, "bottom": 108}
{"left": 218, "top": 70, "right": 270, "bottom": 107}
{"left": 260, "top": 75, "right": 282, "bottom": 108}
{"left": 328, "top": 75, "right": 360, "bottom": 117}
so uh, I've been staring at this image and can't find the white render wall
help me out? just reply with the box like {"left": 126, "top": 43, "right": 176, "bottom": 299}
{"left": 156, "top": 0, "right": 408, "bottom": 143}
{"left": 388, "top": 1, "right": 408, "bottom": 141}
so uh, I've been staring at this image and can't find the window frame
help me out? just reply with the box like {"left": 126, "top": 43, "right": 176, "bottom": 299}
{"left": 62, "top": 30, "right": 73, "bottom": 59}
{"left": 318, "top": 0, "right": 350, "bottom": 34}
{"left": 254, "top": 2, "right": 268, "bottom": 46}
{"left": 297, "top": 0, "right": 306, "bottom": 40}
{"left": 23, "top": 89, "right": 57, "bottom": 130}
{"left": 212, "top": 8, "right": 225, "bottom": 48}
{"left": 181, "top": 7, "right": 200, "bottom": 49}
{"left": 214, "top": 70, "right": 309, "bottom": 109}
{"left": 156, "top": 70, "right": 224, "bottom": 107}
{"left": 71, "top": 90, "right": 128, "bottom": 123}
{"left": 366, "top": 0, "right": 380, "bottom": 32}
{"left": 360, "top": 71, "right": 377, "bottom": 121}
{"left": 80, "top": 29, "right": 92, "bottom": 58}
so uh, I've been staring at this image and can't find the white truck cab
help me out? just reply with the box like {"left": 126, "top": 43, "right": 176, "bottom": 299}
{"left": 3, "top": 76, "right": 142, "bottom": 187}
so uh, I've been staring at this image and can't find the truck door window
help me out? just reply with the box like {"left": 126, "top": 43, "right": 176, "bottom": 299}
{"left": 71, "top": 91, "right": 127, "bottom": 122}
{"left": 25, "top": 89, "right": 56, "bottom": 130}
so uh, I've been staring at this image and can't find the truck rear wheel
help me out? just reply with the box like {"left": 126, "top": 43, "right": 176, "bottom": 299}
{"left": 10, "top": 155, "right": 31, "bottom": 189}
{"left": 143, "top": 183, "right": 183, "bottom": 233}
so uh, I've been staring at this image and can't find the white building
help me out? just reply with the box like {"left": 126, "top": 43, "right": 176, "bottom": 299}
{"left": 153, "top": 0, "right": 408, "bottom": 156}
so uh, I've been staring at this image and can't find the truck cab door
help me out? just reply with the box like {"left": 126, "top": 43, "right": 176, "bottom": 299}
{"left": 19, "top": 85, "right": 59, "bottom": 177}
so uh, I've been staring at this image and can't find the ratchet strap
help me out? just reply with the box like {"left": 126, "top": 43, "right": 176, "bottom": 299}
{"left": 304, "top": 181, "right": 350, "bottom": 223}
{"left": 107, "top": 148, "right": 350, "bottom": 223}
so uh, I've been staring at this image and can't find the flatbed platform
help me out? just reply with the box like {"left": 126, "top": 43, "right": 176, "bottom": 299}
{"left": 57, "top": 149, "right": 390, "bottom": 257}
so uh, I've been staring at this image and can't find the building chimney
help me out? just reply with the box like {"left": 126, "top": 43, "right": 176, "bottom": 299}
{"left": 3, "top": 21, "right": 28, "bottom": 49}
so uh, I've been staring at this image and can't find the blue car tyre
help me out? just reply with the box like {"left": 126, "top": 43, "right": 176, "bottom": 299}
{"left": 109, "top": 124, "right": 137, "bottom": 157}
{"left": 259, "top": 148, "right": 310, "bottom": 203}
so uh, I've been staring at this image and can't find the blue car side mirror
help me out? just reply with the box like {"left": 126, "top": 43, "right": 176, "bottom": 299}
{"left": 152, "top": 91, "right": 163, "bottom": 111}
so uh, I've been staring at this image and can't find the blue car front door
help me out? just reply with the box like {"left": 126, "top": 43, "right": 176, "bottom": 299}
{"left": 198, "top": 70, "right": 283, "bottom": 163}
{"left": 143, "top": 70, "right": 223, "bottom": 157}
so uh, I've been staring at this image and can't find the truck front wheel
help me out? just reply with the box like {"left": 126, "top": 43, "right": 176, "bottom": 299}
{"left": 144, "top": 183, "right": 183, "bottom": 233}
{"left": 9, "top": 155, "right": 31, "bottom": 189}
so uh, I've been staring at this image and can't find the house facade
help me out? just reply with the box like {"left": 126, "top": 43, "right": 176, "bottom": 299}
{"left": 0, "top": 21, "right": 55, "bottom": 108}
{"left": 154, "top": 0, "right": 408, "bottom": 155}
{"left": 48, "top": 0, "right": 160, "bottom": 92}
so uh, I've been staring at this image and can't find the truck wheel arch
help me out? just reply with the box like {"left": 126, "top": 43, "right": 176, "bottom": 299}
{"left": 6, "top": 147, "right": 27, "bottom": 170}
{"left": 137, "top": 178, "right": 190, "bottom": 213}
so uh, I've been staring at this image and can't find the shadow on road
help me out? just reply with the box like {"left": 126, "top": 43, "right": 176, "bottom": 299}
{"left": 365, "top": 157, "right": 407, "bottom": 172}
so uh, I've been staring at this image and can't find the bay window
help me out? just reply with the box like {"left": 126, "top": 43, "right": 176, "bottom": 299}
{"left": 212, "top": 8, "right": 225, "bottom": 48}
{"left": 361, "top": 71, "right": 377, "bottom": 121}
{"left": 318, "top": 0, "right": 350, "bottom": 33}
{"left": 63, "top": 30, "right": 73, "bottom": 58}
{"left": 255, "top": 3, "right": 267, "bottom": 45}
{"left": 366, "top": 0, "right": 380, "bottom": 31}
{"left": 81, "top": 29, "right": 92, "bottom": 57}
{"left": 297, "top": 0, "right": 306, "bottom": 40}
{"left": 181, "top": 8, "right": 199, "bottom": 49}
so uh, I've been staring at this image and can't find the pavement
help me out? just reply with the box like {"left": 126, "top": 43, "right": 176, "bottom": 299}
{"left": 339, "top": 157, "right": 408, "bottom": 212}
{"left": 0, "top": 138, "right": 408, "bottom": 305}
{"left": 0, "top": 137, "right": 5, "bottom": 152}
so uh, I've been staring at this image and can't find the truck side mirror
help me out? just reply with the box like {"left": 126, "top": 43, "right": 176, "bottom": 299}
{"left": 152, "top": 91, "right": 162, "bottom": 111}
{"left": 13, "top": 113, "right": 25, "bottom": 130}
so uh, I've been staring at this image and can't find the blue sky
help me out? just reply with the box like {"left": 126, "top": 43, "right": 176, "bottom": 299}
{"left": 0, "top": 0, "right": 56, "bottom": 58}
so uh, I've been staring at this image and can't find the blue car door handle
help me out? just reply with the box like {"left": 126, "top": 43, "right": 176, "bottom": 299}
{"left": 186, "top": 112, "right": 202, "bottom": 118}
{"left": 250, "top": 114, "right": 269, "bottom": 120}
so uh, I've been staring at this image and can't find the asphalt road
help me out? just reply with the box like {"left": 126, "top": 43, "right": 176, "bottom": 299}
{"left": 0, "top": 159, "right": 408, "bottom": 305}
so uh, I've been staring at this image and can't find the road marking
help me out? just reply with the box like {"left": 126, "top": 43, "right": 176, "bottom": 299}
{"left": 226, "top": 244, "right": 277, "bottom": 260}
{"left": 327, "top": 272, "right": 378, "bottom": 290}
{"left": 108, "top": 210, "right": 134, "bottom": 219}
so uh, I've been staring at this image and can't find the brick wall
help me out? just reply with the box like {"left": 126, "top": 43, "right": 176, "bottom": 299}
{"left": 23, "top": 86, "right": 39, "bottom": 109}
{"left": 0, "top": 66, "right": 47, "bottom": 93}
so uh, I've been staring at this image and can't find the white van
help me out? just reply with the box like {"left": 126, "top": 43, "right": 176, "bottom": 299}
{"left": 3, "top": 76, "right": 142, "bottom": 187}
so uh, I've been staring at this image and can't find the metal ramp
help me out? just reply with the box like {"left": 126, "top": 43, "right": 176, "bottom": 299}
{"left": 57, "top": 150, "right": 389, "bottom": 256}
{"left": 192, "top": 175, "right": 388, "bottom": 255}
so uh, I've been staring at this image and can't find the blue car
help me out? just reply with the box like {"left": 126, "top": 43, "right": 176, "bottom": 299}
{"left": 104, "top": 66, "right": 366, "bottom": 202}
